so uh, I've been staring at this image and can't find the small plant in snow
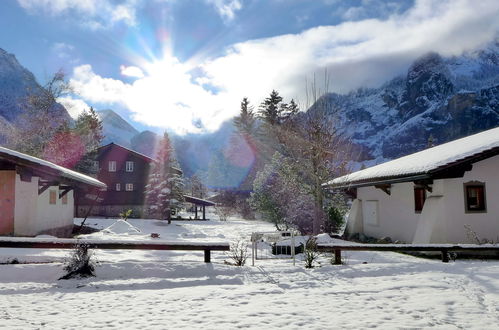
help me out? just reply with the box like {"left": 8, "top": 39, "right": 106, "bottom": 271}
{"left": 215, "top": 205, "right": 234, "bottom": 221}
{"left": 225, "top": 238, "right": 249, "bottom": 266}
{"left": 119, "top": 209, "right": 133, "bottom": 221}
{"left": 304, "top": 237, "right": 321, "bottom": 269}
{"left": 464, "top": 224, "right": 498, "bottom": 244}
{"left": 59, "top": 242, "right": 98, "bottom": 280}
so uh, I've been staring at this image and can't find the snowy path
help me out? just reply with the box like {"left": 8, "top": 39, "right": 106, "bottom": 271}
{"left": 0, "top": 218, "right": 498, "bottom": 329}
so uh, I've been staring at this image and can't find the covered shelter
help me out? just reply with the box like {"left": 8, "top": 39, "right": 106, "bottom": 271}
{"left": 184, "top": 195, "right": 215, "bottom": 220}
{"left": 0, "top": 146, "right": 106, "bottom": 237}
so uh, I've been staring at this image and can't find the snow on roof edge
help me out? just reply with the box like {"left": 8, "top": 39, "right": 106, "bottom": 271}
{"left": 0, "top": 146, "right": 106, "bottom": 188}
{"left": 326, "top": 126, "right": 499, "bottom": 187}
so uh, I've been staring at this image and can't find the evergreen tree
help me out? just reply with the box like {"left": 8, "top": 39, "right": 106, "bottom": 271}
{"left": 233, "top": 97, "right": 256, "bottom": 135}
{"left": 258, "top": 90, "right": 283, "bottom": 126}
{"left": 73, "top": 107, "right": 104, "bottom": 174}
{"left": 145, "top": 132, "right": 185, "bottom": 222}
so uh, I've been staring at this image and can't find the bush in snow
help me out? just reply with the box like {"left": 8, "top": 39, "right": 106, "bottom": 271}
{"left": 119, "top": 209, "right": 133, "bottom": 221}
{"left": 464, "top": 224, "right": 498, "bottom": 244}
{"left": 326, "top": 206, "right": 345, "bottom": 234}
{"left": 59, "top": 242, "right": 97, "bottom": 280}
{"left": 225, "top": 239, "right": 249, "bottom": 266}
{"left": 215, "top": 205, "right": 234, "bottom": 221}
{"left": 303, "top": 237, "right": 321, "bottom": 269}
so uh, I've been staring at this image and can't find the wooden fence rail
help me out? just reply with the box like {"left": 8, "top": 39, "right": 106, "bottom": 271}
{"left": 0, "top": 238, "right": 231, "bottom": 263}
{"left": 317, "top": 243, "right": 499, "bottom": 264}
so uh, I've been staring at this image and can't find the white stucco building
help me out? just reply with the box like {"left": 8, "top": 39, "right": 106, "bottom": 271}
{"left": 0, "top": 146, "right": 106, "bottom": 237}
{"left": 325, "top": 127, "right": 499, "bottom": 244}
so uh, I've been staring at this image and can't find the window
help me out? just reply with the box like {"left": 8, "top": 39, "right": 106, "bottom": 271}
{"left": 464, "top": 182, "right": 486, "bottom": 213}
{"left": 125, "top": 161, "right": 134, "bottom": 172}
{"left": 49, "top": 190, "right": 56, "bottom": 205}
{"left": 125, "top": 183, "right": 134, "bottom": 191}
{"left": 414, "top": 187, "right": 426, "bottom": 213}
{"left": 116, "top": 183, "right": 121, "bottom": 191}
{"left": 108, "top": 161, "right": 116, "bottom": 172}
{"left": 62, "top": 194, "right": 68, "bottom": 205}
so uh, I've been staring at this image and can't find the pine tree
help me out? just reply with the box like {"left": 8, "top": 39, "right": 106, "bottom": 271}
{"left": 145, "top": 132, "right": 185, "bottom": 222}
{"left": 258, "top": 90, "right": 283, "bottom": 126}
{"left": 233, "top": 97, "right": 256, "bottom": 135}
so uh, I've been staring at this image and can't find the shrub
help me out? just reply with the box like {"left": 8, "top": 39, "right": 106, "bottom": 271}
{"left": 326, "top": 206, "right": 345, "bottom": 234}
{"left": 304, "top": 237, "right": 321, "bottom": 268}
{"left": 215, "top": 205, "right": 234, "bottom": 221}
{"left": 225, "top": 239, "right": 249, "bottom": 266}
{"left": 59, "top": 242, "right": 97, "bottom": 280}
{"left": 119, "top": 209, "right": 133, "bottom": 221}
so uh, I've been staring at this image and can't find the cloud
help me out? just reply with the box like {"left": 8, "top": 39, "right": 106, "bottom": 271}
{"left": 120, "top": 65, "right": 145, "bottom": 78}
{"left": 69, "top": 0, "right": 499, "bottom": 134}
{"left": 57, "top": 96, "right": 91, "bottom": 119}
{"left": 205, "top": 0, "right": 242, "bottom": 21}
{"left": 16, "top": 0, "right": 138, "bottom": 29}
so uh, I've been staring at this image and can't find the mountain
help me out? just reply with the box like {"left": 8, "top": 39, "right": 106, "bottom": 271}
{"left": 131, "top": 130, "right": 161, "bottom": 157}
{"left": 0, "top": 47, "right": 71, "bottom": 141}
{"left": 310, "top": 40, "right": 499, "bottom": 165}
{"left": 98, "top": 109, "right": 140, "bottom": 147}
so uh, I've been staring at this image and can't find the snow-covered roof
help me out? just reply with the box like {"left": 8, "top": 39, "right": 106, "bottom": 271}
{"left": 0, "top": 146, "right": 106, "bottom": 188}
{"left": 326, "top": 126, "right": 499, "bottom": 188}
{"left": 184, "top": 195, "right": 216, "bottom": 206}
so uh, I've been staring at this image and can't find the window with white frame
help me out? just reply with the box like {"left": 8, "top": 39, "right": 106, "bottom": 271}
{"left": 116, "top": 183, "right": 121, "bottom": 191}
{"left": 125, "top": 183, "right": 134, "bottom": 191}
{"left": 108, "top": 161, "right": 117, "bottom": 172}
{"left": 125, "top": 161, "right": 134, "bottom": 172}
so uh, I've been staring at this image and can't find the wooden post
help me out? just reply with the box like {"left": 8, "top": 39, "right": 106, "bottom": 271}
{"left": 195, "top": 205, "right": 198, "bottom": 219}
{"left": 441, "top": 249, "right": 449, "bottom": 263}
{"left": 203, "top": 205, "right": 206, "bottom": 220}
{"left": 204, "top": 249, "right": 211, "bottom": 263}
{"left": 334, "top": 249, "right": 342, "bottom": 265}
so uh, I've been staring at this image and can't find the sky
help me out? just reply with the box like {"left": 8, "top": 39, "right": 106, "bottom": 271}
{"left": 0, "top": 0, "right": 498, "bottom": 135}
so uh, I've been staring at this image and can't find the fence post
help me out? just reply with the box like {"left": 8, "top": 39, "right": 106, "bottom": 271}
{"left": 441, "top": 249, "right": 449, "bottom": 263}
{"left": 334, "top": 249, "right": 342, "bottom": 265}
{"left": 204, "top": 249, "right": 211, "bottom": 263}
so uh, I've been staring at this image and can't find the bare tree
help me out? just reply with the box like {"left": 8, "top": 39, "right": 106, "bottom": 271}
{"left": 10, "top": 69, "right": 72, "bottom": 157}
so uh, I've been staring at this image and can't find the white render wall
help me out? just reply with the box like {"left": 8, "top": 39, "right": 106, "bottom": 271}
{"left": 356, "top": 182, "right": 421, "bottom": 243}
{"left": 14, "top": 174, "right": 74, "bottom": 237}
{"left": 35, "top": 187, "right": 74, "bottom": 236}
{"left": 351, "top": 155, "right": 499, "bottom": 243}
{"left": 14, "top": 174, "right": 39, "bottom": 236}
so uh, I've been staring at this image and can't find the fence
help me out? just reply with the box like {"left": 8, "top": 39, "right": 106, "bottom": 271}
{"left": 250, "top": 231, "right": 298, "bottom": 266}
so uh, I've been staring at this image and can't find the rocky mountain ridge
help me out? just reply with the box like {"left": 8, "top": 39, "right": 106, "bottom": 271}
{"left": 312, "top": 40, "right": 499, "bottom": 165}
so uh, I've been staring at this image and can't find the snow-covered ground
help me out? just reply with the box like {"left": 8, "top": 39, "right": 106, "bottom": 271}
{"left": 1, "top": 215, "right": 498, "bottom": 329}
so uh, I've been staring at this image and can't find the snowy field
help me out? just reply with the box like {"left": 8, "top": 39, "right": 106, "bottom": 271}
{"left": 1, "top": 216, "right": 498, "bottom": 329}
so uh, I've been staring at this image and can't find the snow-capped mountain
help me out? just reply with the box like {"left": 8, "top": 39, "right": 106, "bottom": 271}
{"left": 311, "top": 40, "right": 499, "bottom": 165}
{"left": 97, "top": 109, "right": 139, "bottom": 147}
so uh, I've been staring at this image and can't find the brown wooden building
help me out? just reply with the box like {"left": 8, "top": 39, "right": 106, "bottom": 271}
{"left": 76, "top": 143, "right": 154, "bottom": 218}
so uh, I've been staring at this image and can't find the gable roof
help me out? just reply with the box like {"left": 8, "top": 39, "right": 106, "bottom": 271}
{"left": 98, "top": 143, "right": 155, "bottom": 163}
{"left": 326, "top": 126, "right": 499, "bottom": 189}
{"left": 97, "top": 142, "right": 183, "bottom": 174}
{"left": 0, "top": 146, "right": 106, "bottom": 189}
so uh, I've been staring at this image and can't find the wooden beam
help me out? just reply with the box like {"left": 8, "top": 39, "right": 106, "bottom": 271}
{"left": 374, "top": 184, "right": 391, "bottom": 195}
{"left": 414, "top": 180, "right": 433, "bottom": 193}
{"left": 59, "top": 186, "right": 73, "bottom": 199}
{"left": 38, "top": 181, "right": 57, "bottom": 195}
